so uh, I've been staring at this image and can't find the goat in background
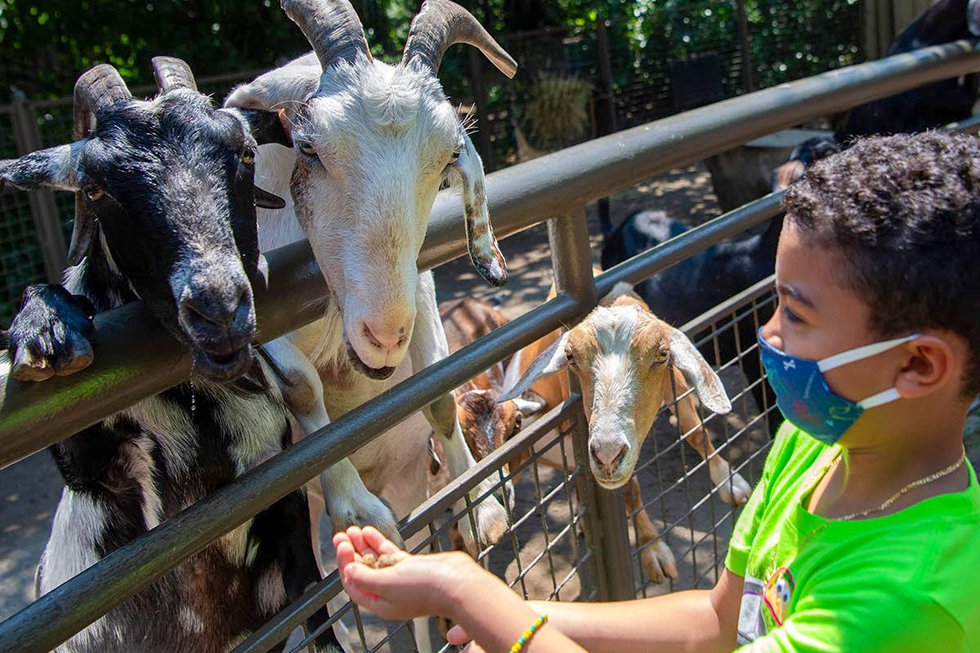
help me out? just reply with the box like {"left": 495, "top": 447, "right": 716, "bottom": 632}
{"left": 0, "top": 60, "right": 345, "bottom": 652}
{"left": 501, "top": 283, "right": 751, "bottom": 583}
{"left": 225, "top": 0, "right": 516, "bottom": 553}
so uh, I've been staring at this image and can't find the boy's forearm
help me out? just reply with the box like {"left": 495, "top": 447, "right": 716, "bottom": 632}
{"left": 528, "top": 588, "right": 735, "bottom": 653}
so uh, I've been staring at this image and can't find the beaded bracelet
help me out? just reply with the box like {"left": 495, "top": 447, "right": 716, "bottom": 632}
{"left": 509, "top": 613, "right": 548, "bottom": 653}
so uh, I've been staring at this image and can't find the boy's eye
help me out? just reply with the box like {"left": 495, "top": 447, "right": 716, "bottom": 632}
{"left": 782, "top": 305, "right": 804, "bottom": 324}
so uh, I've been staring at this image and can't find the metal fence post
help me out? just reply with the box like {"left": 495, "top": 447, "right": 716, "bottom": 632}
{"left": 11, "top": 90, "right": 67, "bottom": 282}
{"left": 548, "top": 206, "right": 635, "bottom": 601}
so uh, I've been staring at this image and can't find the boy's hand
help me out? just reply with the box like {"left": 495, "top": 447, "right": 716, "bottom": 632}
{"left": 334, "top": 526, "right": 480, "bottom": 622}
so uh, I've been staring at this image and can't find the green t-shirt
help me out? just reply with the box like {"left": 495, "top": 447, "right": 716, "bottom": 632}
{"left": 725, "top": 422, "right": 980, "bottom": 652}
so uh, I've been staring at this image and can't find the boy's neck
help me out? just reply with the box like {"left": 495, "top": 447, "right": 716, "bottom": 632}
{"left": 809, "top": 399, "right": 970, "bottom": 519}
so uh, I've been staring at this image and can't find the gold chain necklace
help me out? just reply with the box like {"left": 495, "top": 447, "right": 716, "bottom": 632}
{"left": 768, "top": 447, "right": 968, "bottom": 577}
{"left": 829, "top": 447, "right": 966, "bottom": 521}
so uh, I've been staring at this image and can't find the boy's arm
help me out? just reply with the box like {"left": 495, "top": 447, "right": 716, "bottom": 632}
{"left": 525, "top": 568, "right": 743, "bottom": 653}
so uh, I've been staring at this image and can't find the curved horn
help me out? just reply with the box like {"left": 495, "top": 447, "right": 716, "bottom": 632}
{"left": 280, "top": 0, "right": 372, "bottom": 70}
{"left": 69, "top": 64, "right": 131, "bottom": 267}
{"left": 151, "top": 56, "right": 198, "bottom": 94}
{"left": 402, "top": 0, "right": 517, "bottom": 78}
{"left": 72, "top": 64, "right": 131, "bottom": 139}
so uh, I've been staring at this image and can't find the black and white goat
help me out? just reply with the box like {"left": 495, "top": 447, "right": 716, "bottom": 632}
{"left": 224, "top": 0, "right": 516, "bottom": 554}
{"left": 0, "top": 60, "right": 375, "bottom": 652}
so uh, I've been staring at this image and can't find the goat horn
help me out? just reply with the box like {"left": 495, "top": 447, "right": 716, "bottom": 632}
{"left": 72, "top": 64, "right": 131, "bottom": 139}
{"left": 69, "top": 64, "right": 131, "bottom": 267}
{"left": 151, "top": 56, "right": 198, "bottom": 94}
{"left": 402, "top": 0, "right": 517, "bottom": 78}
{"left": 281, "top": 0, "right": 372, "bottom": 70}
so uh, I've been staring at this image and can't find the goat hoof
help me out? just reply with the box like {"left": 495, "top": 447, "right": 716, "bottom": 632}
{"left": 640, "top": 538, "right": 678, "bottom": 584}
{"left": 7, "top": 284, "right": 96, "bottom": 383}
{"left": 459, "top": 492, "right": 509, "bottom": 556}
{"left": 718, "top": 472, "right": 753, "bottom": 506}
{"left": 327, "top": 493, "right": 403, "bottom": 548}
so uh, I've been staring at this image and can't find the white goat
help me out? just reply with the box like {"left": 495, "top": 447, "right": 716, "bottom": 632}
{"left": 225, "top": 0, "right": 516, "bottom": 551}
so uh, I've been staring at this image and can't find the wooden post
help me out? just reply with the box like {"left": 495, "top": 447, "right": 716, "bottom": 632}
{"left": 595, "top": 19, "right": 618, "bottom": 237}
{"left": 734, "top": 0, "right": 754, "bottom": 93}
{"left": 468, "top": 48, "right": 496, "bottom": 171}
{"left": 11, "top": 91, "right": 67, "bottom": 282}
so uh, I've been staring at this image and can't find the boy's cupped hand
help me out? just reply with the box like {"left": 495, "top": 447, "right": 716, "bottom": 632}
{"left": 333, "top": 525, "right": 476, "bottom": 622}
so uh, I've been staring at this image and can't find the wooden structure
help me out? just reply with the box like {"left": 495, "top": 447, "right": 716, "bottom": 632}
{"left": 865, "top": 0, "right": 935, "bottom": 60}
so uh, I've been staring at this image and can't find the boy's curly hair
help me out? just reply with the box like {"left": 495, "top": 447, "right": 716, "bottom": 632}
{"left": 783, "top": 131, "right": 980, "bottom": 397}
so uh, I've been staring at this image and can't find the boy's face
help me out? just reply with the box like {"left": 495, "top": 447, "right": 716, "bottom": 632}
{"left": 761, "top": 219, "right": 911, "bottom": 439}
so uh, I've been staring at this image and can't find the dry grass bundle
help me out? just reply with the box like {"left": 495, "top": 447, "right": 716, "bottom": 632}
{"left": 523, "top": 72, "right": 593, "bottom": 151}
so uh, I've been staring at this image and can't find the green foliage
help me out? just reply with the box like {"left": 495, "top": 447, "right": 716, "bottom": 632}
{"left": 0, "top": 0, "right": 863, "bottom": 100}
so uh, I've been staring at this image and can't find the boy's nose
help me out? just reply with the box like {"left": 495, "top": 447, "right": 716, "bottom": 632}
{"left": 760, "top": 313, "right": 782, "bottom": 349}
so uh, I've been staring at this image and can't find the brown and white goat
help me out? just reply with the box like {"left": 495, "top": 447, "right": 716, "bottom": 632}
{"left": 500, "top": 283, "right": 752, "bottom": 582}
{"left": 437, "top": 297, "right": 544, "bottom": 474}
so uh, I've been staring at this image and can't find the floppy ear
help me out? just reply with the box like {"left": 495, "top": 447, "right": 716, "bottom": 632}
{"left": 511, "top": 390, "right": 547, "bottom": 416}
{"left": 969, "top": 0, "right": 980, "bottom": 37}
{"left": 0, "top": 144, "right": 82, "bottom": 192}
{"left": 498, "top": 332, "right": 569, "bottom": 403}
{"left": 668, "top": 327, "right": 732, "bottom": 414}
{"left": 451, "top": 131, "right": 507, "bottom": 287}
{"left": 224, "top": 52, "right": 321, "bottom": 119}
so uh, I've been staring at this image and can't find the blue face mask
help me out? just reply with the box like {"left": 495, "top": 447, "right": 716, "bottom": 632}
{"left": 758, "top": 328, "right": 918, "bottom": 445}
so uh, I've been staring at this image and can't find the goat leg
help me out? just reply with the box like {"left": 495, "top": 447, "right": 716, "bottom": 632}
{"left": 5, "top": 283, "right": 96, "bottom": 382}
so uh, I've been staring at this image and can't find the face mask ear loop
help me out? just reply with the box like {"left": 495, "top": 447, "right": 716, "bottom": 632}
{"left": 818, "top": 334, "right": 920, "bottom": 373}
{"left": 857, "top": 387, "right": 903, "bottom": 409}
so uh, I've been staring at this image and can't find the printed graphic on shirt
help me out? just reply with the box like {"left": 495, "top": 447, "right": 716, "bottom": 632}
{"left": 737, "top": 575, "right": 767, "bottom": 645}
{"left": 764, "top": 566, "right": 795, "bottom": 626}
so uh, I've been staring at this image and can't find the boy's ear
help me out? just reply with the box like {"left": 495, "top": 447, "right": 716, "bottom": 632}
{"left": 895, "top": 334, "right": 958, "bottom": 399}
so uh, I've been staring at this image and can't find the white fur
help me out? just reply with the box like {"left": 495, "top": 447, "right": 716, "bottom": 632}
{"left": 226, "top": 51, "right": 509, "bottom": 554}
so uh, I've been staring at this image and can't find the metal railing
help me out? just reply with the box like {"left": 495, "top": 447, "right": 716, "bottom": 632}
{"left": 1, "top": 39, "right": 979, "bottom": 653}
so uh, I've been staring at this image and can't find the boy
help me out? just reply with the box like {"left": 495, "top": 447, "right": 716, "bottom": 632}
{"left": 336, "top": 131, "right": 980, "bottom": 652}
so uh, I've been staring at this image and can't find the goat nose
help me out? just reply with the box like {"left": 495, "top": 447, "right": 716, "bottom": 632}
{"left": 590, "top": 440, "right": 628, "bottom": 469}
{"left": 361, "top": 320, "right": 410, "bottom": 351}
{"left": 180, "top": 284, "right": 252, "bottom": 335}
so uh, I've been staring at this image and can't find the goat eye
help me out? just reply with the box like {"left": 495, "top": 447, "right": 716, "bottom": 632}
{"left": 83, "top": 185, "right": 105, "bottom": 202}
{"left": 565, "top": 351, "right": 577, "bottom": 368}
{"left": 240, "top": 147, "right": 256, "bottom": 165}
{"left": 298, "top": 143, "right": 318, "bottom": 158}
{"left": 654, "top": 348, "right": 670, "bottom": 364}
{"left": 513, "top": 413, "right": 523, "bottom": 433}
{"left": 449, "top": 147, "right": 462, "bottom": 162}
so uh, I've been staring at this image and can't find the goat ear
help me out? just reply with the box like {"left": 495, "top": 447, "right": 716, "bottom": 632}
{"left": 668, "top": 327, "right": 732, "bottom": 415}
{"left": 969, "top": 0, "right": 980, "bottom": 37}
{"left": 0, "top": 144, "right": 82, "bottom": 192}
{"left": 498, "top": 332, "right": 569, "bottom": 404}
{"left": 512, "top": 390, "right": 547, "bottom": 416}
{"left": 224, "top": 53, "right": 321, "bottom": 117}
{"left": 451, "top": 131, "right": 507, "bottom": 287}
{"left": 232, "top": 108, "right": 293, "bottom": 148}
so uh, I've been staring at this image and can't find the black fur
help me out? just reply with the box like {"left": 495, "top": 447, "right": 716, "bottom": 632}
{"left": 2, "top": 64, "right": 341, "bottom": 653}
